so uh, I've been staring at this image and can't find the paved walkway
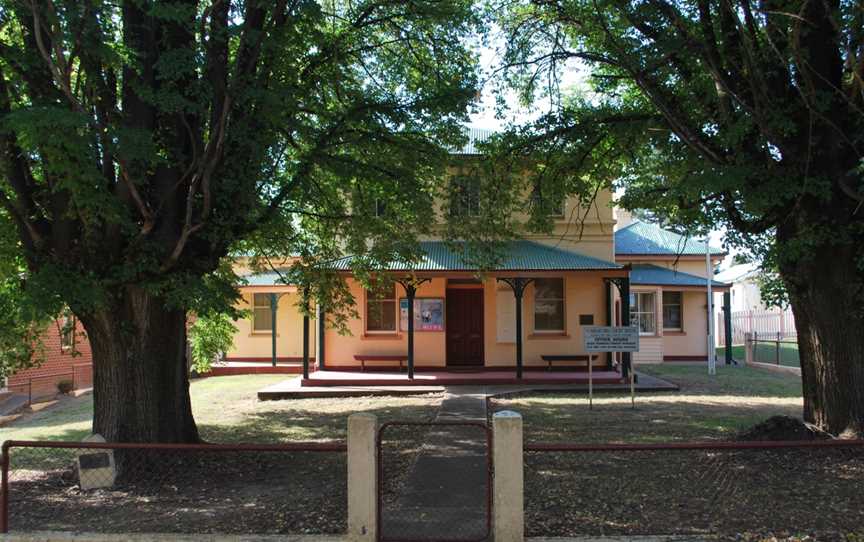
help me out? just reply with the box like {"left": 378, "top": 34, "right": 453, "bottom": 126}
{"left": 380, "top": 386, "right": 490, "bottom": 541}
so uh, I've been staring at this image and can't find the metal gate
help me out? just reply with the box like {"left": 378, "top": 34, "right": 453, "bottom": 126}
{"left": 377, "top": 421, "right": 491, "bottom": 542}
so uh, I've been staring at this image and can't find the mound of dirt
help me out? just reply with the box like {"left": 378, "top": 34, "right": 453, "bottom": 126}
{"left": 737, "top": 415, "right": 834, "bottom": 441}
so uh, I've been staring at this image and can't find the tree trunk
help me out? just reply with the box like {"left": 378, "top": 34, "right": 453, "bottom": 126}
{"left": 780, "top": 235, "right": 864, "bottom": 437}
{"left": 79, "top": 286, "right": 199, "bottom": 443}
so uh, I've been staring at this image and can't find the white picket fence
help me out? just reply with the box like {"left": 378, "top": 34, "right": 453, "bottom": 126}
{"left": 717, "top": 308, "right": 797, "bottom": 346}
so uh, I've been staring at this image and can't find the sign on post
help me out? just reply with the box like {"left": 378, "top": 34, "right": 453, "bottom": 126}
{"left": 582, "top": 326, "right": 640, "bottom": 410}
{"left": 582, "top": 326, "right": 639, "bottom": 352}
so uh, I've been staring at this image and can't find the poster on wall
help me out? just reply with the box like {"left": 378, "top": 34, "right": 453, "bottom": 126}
{"left": 399, "top": 298, "right": 445, "bottom": 331}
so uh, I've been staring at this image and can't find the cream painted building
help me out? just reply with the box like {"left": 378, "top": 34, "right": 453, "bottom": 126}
{"left": 224, "top": 130, "right": 731, "bottom": 380}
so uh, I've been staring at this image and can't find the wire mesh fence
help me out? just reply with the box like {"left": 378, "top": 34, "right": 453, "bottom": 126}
{"left": 378, "top": 422, "right": 491, "bottom": 542}
{"left": 750, "top": 332, "right": 800, "bottom": 366}
{"left": 4, "top": 364, "right": 93, "bottom": 406}
{"left": 1, "top": 440, "right": 347, "bottom": 535}
{"left": 524, "top": 441, "right": 864, "bottom": 539}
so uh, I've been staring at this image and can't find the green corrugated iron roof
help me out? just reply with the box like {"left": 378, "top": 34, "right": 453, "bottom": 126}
{"left": 452, "top": 127, "right": 494, "bottom": 155}
{"left": 330, "top": 240, "right": 621, "bottom": 272}
{"left": 630, "top": 264, "right": 728, "bottom": 287}
{"left": 615, "top": 221, "right": 724, "bottom": 256}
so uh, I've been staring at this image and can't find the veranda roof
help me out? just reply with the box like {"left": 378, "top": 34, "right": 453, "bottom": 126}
{"left": 615, "top": 221, "right": 725, "bottom": 256}
{"left": 630, "top": 264, "right": 729, "bottom": 288}
{"left": 330, "top": 240, "right": 621, "bottom": 273}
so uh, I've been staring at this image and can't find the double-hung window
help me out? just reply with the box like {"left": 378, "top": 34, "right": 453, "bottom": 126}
{"left": 629, "top": 292, "right": 656, "bottom": 334}
{"left": 252, "top": 293, "right": 274, "bottom": 333}
{"left": 663, "top": 292, "right": 683, "bottom": 330}
{"left": 450, "top": 176, "right": 481, "bottom": 217}
{"left": 366, "top": 285, "right": 397, "bottom": 332}
{"left": 534, "top": 278, "right": 565, "bottom": 332}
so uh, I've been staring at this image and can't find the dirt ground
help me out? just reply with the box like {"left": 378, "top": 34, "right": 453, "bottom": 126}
{"left": 525, "top": 446, "right": 864, "bottom": 540}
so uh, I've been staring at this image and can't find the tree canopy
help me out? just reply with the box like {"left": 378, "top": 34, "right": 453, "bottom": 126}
{"left": 488, "top": 0, "right": 864, "bottom": 434}
{"left": 0, "top": 0, "right": 481, "bottom": 441}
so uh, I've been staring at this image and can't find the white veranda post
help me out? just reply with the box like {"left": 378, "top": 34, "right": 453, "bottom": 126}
{"left": 706, "top": 235, "right": 716, "bottom": 375}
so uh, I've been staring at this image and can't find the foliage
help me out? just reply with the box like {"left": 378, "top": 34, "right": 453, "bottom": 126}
{"left": 56, "top": 379, "right": 73, "bottom": 394}
{"left": 188, "top": 311, "right": 239, "bottom": 373}
{"left": 0, "top": 0, "right": 481, "bottom": 323}
{"left": 487, "top": 0, "right": 864, "bottom": 431}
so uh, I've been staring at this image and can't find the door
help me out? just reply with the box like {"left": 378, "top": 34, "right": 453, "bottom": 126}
{"left": 446, "top": 288, "right": 484, "bottom": 366}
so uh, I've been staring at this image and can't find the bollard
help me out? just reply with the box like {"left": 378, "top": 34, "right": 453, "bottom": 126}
{"left": 744, "top": 332, "right": 754, "bottom": 365}
{"left": 492, "top": 410, "right": 523, "bottom": 542}
{"left": 348, "top": 413, "right": 377, "bottom": 542}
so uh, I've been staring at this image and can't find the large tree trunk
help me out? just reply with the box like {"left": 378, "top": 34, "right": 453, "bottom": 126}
{"left": 779, "top": 231, "right": 864, "bottom": 437}
{"left": 79, "top": 286, "right": 199, "bottom": 443}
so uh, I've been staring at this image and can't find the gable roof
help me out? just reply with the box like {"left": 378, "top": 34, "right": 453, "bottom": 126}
{"left": 714, "top": 262, "right": 758, "bottom": 283}
{"left": 615, "top": 221, "right": 724, "bottom": 256}
{"left": 330, "top": 240, "right": 621, "bottom": 272}
{"left": 630, "top": 264, "right": 728, "bottom": 288}
{"left": 452, "top": 127, "right": 495, "bottom": 155}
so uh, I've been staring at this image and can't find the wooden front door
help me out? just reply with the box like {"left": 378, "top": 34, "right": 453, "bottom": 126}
{"left": 446, "top": 288, "right": 484, "bottom": 367}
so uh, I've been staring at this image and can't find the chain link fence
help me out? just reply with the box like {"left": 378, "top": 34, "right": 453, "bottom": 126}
{"left": 524, "top": 440, "right": 864, "bottom": 539}
{"left": 1, "top": 440, "right": 347, "bottom": 535}
{"left": 378, "top": 422, "right": 490, "bottom": 542}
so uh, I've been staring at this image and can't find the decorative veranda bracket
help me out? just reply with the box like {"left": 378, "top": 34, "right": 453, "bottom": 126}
{"left": 496, "top": 277, "right": 536, "bottom": 379}
{"left": 395, "top": 277, "right": 432, "bottom": 379}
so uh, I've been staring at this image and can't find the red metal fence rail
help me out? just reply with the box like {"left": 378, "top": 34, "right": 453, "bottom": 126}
{"left": 1, "top": 439, "right": 348, "bottom": 534}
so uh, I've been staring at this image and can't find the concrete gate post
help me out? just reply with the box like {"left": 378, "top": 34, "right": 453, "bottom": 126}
{"left": 744, "top": 332, "right": 754, "bottom": 365}
{"left": 492, "top": 410, "right": 523, "bottom": 542}
{"left": 348, "top": 413, "right": 378, "bottom": 542}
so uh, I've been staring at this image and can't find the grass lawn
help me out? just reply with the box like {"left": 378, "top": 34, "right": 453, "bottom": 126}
{"left": 491, "top": 364, "right": 803, "bottom": 443}
{"left": 2, "top": 374, "right": 442, "bottom": 444}
{"left": 718, "top": 342, "right": 800, "bottom": 367}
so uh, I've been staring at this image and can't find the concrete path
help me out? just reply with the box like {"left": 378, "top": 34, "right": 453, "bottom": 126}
{"left": 380, "top": 386, "right": 490, "bottom": 541}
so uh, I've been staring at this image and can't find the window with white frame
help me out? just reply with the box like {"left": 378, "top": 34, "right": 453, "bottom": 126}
{"left": 60, "top": 312, "right": 75, "bottom": 350}
{"left": 663, "top": 291, "right": 683, "bottom": 330}
{"left": 534, "top": 278, "right": 565, "bottom": 332}
{"left": 366, "top": 284, "right": 397, "bottom": 332}
{"left": 252, "top": 293, "right": 274, "bottom": 332}
{"left": 629, "top": 292, "right": 656, "bottom": 334}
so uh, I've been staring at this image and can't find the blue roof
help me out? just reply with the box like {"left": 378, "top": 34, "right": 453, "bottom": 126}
{"left": 330, "top": 240, "right": 621, "bottom": 272}
{"left": 630, "top": 264, "right": 728, "bottom": 288}
{"left": 615, "top": 221, "right": 724, "bottom": 256}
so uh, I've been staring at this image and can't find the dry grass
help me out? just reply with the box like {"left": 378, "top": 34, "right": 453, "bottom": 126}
{"left": 491, "top": 365, "right": 804, "bottom": 443}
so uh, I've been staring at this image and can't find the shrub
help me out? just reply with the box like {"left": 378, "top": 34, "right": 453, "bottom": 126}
{"left": 189, "top": 312, "right": 238, "bottom": 373}
{"left": 57, "top": 379, "right": 74, "bottom": 394}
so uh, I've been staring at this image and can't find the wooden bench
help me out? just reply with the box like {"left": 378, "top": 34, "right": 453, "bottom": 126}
{"left": 540, "top": 354, "right": 600, "bottom": 371}
{"left": 354, "top": 354, "right": 408, "bottom": 372}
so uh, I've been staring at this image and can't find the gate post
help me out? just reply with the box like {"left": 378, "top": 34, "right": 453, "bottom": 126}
{"left": 744, "top": 332, "right": 754, "bottom": 365}
{"left": 492, "top": 411, "right": 523, "bottom": 542}
{"left": 348, "top": 413, "right": 377, "bottom": 542}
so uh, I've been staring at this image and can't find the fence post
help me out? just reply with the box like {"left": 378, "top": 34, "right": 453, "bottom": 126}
{"left": 348, "top": 413, "right": 377, "bottom": 542}
{"left": 744, "top": 332, "right": 754, "bottom": 365}
{"left": 1, "top": 442, "right": 8, "bottom": 533}
{"left": 493, "top": 410, "right": 523, "bottom": 542}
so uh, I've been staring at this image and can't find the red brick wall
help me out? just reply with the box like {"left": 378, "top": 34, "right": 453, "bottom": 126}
{"left": 6, "top": 318, "right": 93, "bottom": 400}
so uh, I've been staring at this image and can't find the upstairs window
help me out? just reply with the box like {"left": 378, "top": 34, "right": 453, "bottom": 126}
{"left": 450, "top": 176, "right": 481, "bottom": 217}
{"left": 534, "top": 278, "right": 565, "bottom": 332}
{"left": 252, "top": 293, "right": 273, "bottom": 332}
{"left": 629, "top": 292, "right": 656, "bottom": 335}
{"left": 366, "top": 284, "right": 397, "bottom": 332}
{"left": 663, "top": 292, "right": 683, "bottom": 330}
{"left": 530, "top": 186, "right": 565, "bottom": 218}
